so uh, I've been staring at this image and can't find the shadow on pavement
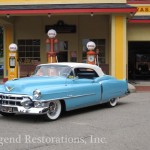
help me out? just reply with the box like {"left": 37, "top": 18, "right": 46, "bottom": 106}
{"left": 0, "top": 101, "right": 129, "bottom": 123}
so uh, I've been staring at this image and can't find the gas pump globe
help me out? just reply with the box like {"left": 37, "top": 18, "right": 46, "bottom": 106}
{"left": 8, "top": 43, "right": 18, "bottom": 80}
{"left": 46, "top": 29, "right": 58, "bottom": 63}
{"left": 86, "top": 41, "right": 96, "bottom": 65}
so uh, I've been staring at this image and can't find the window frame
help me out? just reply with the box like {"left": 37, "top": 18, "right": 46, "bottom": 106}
{"left": 18, "top": 39, "right": 40, "bottom": 65}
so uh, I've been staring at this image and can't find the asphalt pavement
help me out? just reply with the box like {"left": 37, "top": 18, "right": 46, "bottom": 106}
{"left": 0, "top": 92, "right": 150, "bottom": 150}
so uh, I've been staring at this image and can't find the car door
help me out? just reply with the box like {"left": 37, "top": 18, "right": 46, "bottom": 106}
{"left": 65, "top": 67, "right": 101, "bottom": 111}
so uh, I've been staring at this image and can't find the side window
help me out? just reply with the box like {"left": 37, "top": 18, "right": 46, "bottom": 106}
{"left": 74, "top": 68, "right": 98, "bottom": 79}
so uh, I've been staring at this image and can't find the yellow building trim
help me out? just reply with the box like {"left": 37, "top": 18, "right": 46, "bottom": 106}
{"left": 115, "top": 16, "right": 127, "bottom": 79}
{"left": 111, "top": 15, "right": 116, "bottom": 76}
{"left": 123, "top": 16, "right": 127, "bottom": 79}
{"left": 4, "top": 25, "right": 13, "bottom": 79}
{"left": 0, "top": 0, "right": 126, "bottom": 5}
{"left": 115, "top": 16, "right": 123, "bottom": 79}
{"left": 111, "top": 15, "right": 126, "bottom": 79}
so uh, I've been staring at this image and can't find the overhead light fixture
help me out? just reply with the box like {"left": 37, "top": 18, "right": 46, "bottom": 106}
{"left": 91, "top": 12, "right": 94, "bottom": 17}
{"left": 130, "top": 12, "right": 134, "bottom": 17}
{"left": 48, "top": 13, "right": 51, "bottom": 18}
{"left": 6, "top": 14, "right": 10, "bottom": 18}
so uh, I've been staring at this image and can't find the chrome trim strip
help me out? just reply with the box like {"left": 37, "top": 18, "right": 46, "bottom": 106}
{"left": 0, "top": 93, "right": 33, "bottom": 99}
{"left": 33, "top": 93, "right": 96, "bottom": 102}
{"left": 0, "top": 104, "right": 19, "bottom": 107}
{"left": 68, "top": 93, "right": 95, "bottom": 98}
{"left": 0, "top": 93, "right": 95, "bottom": 102}
{"left": 1, "top": 99, "right": 23, "bottom": 102}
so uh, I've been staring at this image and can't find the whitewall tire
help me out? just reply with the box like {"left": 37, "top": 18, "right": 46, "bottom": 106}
{"left": 44, "top": 100, "right": 62, "bottom": 121}
{"left": 107, "top": 98, "right": 118, "bottom": 107}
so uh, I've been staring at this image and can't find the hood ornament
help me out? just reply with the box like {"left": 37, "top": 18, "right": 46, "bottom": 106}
{"left": 6, "top": 86, "right": 14, "bottom": 92}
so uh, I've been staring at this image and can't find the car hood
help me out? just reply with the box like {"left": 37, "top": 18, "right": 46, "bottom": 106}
{"left": 1, "top": 76, "right": 67, "bottom": 94}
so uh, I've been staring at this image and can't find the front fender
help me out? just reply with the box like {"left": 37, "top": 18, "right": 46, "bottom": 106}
{"left": 30, "top": 85, "right": 71, "bottom": 101}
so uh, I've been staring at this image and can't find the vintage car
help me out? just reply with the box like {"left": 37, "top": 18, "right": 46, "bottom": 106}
{"left": 0, "top": 63, "right": 134, "bottom": 121}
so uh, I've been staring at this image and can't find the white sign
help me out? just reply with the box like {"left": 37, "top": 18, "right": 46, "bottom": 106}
{"left": 9, "top": 53, "right": 16, "bottom": 57}
{"left": 86, "top": 41, "right": 96, "bottom": 50}
{"left": 47, "top": 29, "right": 57, "bottom": 38}
{"left": 9, "top": 43, "right": 18, "bottom": 52}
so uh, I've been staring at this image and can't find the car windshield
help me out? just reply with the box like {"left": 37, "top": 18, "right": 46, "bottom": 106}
{"left": 33, "top": 65, "right": 72, "bottom": 77}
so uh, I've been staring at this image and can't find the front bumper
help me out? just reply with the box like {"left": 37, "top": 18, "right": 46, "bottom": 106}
{"left": 0, "top": 105, "right": 49, "bottom": 115}
{"left": 0, "top": 93, "right": 50, "bottom": 115}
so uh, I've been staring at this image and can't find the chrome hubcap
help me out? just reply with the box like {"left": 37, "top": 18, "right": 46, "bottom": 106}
{"left": 46, "top": 100, "right": 62, "bottom": 120}
{"left": 109, "top": 98, "right": 117, "bottom": 107}
{"left": 48, "top": 102, "right": 57, "bottom": 116}
{"left": 110, "top": 98, "right": 116, "bottom": 104}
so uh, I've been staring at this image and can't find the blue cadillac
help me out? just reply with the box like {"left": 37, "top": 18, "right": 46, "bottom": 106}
{"left": 0, "top": 63, "right": 135, "bottom": 121}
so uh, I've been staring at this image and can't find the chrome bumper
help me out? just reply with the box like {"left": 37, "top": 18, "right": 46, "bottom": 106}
{"left": 0, "top": 93, "right": 50, "bottom": 114}
{"left": 0, "top": 105, "right": 48, "bottom": 115}
{"left": 128, "top": 83, "right": 136, "bottom": 93}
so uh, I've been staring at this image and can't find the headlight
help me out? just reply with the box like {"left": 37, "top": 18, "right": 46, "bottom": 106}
{"left": 21, "top": 97, "right": 33, "bottom": 109}
{"left": 33, "top": 89, "right": 41, "bottom": 99}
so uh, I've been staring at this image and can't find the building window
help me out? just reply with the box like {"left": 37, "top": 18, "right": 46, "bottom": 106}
{"left": 18, "top": 39, "right": 40, "bottom": 65}
{"left": 82, "top": 39, "right": 106, "bottom": 64}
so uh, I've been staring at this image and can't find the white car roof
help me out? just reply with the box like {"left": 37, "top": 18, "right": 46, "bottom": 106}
{"left": 39, "top": 62, "right": 105, "bottom": 76}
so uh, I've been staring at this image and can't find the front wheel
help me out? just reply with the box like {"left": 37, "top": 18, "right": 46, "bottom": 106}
{"left": 44, "top": 100, "right": 62, "bottom": 121}
{"left": 0, "top": 111, "right": 16, "bottom": 117}
{"left": 107, "top": 98, "right": 118, "bottom": 107}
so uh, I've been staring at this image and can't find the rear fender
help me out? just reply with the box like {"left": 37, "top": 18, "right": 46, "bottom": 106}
{"left": 100, "top": 79, "right": 128, "bottom": 102}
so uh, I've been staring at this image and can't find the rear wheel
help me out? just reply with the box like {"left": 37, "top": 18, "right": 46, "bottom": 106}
{"left": 0, "top": 111, "right": 16, "bottom": 117}
{"left": 107, "top": 98, "right": 118, "bottom": 107}
{"left": 44, "top": 100, "right": 62, "bottom": 121}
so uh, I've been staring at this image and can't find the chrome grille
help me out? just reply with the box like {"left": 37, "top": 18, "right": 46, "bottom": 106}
{"left": 0, "top": 94, "right": 31, "bottom": 106}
